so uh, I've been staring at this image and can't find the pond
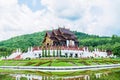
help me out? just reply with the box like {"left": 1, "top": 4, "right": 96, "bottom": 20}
{"left": 0, "top": 69, "right": 120, "bottom": 80}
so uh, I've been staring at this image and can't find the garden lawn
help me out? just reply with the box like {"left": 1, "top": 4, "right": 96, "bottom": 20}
{"left": 0, "top": 58, "right": 120, "bottom": 66}
{"left": 51, "top": 62, "right": 73, "bottom": 66}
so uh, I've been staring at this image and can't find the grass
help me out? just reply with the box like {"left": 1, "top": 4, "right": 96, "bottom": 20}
{"left": 51, "top": 62, "right": 73, "bottom": 66}
{"left": 0, "top": 58, "right": 120, "bottom": 67}
{"left": 0, "top": 68, "right": 120, "bottom": 77}
{"left": 0, "top": 74, "right": 15, "bottom": 80}
{"left": 90, "top": 71, "right": 120, "bottom": 80}
{"left": 0, "top": 74, "right": 28, "bottom": 80}
{"left": 0, "top": 68, "right": 120, "bottom": 80}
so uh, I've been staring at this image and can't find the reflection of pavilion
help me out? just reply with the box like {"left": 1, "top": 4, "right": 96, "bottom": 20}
{"left": 11, "top": 74, "right": 42, "bottom": 80}
{"left": 11, "top": 74, "right": 91, "bottom": 80}
{"left": 10, "top": 72, "right": 109, "bottom": 80}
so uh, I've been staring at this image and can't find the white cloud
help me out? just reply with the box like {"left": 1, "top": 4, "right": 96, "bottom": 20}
{"left": 0, "top": 0, "right": 119, "bottom": 41}
{"left": 0, "top": 0, "right": 17, "bottom": 7}
{"left": 41, "top": 0, "right": 118, "bottom": 36}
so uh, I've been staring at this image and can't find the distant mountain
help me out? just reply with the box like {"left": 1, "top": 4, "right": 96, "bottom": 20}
{"left": 0, "top": 31, "right": 46, "bottom": 50}
{"left": 0, "top": 31, "right": 99, "bottom": 49}
{"left": 0, "top": 30, "right": 120, "bottom": 57}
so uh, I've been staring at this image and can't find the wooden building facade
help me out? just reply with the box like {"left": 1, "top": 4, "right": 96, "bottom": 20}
{"left": 43, "top": 28, "right": 79, "bottom": 47}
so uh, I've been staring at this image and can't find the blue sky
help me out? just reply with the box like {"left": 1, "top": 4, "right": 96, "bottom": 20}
{"left": 0, "top": 0, "right": 120, "bottom": 41}
{"left": 18, "top": 0, "right": 45, "bottom": 12}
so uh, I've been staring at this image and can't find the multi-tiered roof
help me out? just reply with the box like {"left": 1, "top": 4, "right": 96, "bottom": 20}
{"left": 43, "top": 28, "right": 79, "bottom": 47}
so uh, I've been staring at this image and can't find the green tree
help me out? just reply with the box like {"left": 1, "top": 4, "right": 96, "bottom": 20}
{"left": 59, "top": 48, "right": 62, "bottom": 57}
{"left": 113, "top": 45, "right": 120, "bottom": 57}
{"left": 48, "top": 49, "right": 50, "bottom": 57}
{"left": 53, "top": 50, "right": 55, "bottom": 57}
{"left": 42, "top": 49, "right": 45, "bottom": 57}
{"left": 45, "top": 49, "right": 47, "bottom": 57}
{"left": 57, "top": 48, "right": 59, "bottom": 57}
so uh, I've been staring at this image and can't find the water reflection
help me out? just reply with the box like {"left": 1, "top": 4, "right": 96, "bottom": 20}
{"left": 9, "top": 72, "right": 109, "bottom": 80}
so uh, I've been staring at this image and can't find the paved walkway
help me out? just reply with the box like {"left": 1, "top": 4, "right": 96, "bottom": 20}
{"left": 0, "top": 64, "right": 120, "bottom": 72}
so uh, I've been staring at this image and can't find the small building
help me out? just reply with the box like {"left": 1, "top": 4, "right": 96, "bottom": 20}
{"left": 43, "top": 28, "right": 79, "bottom": 47}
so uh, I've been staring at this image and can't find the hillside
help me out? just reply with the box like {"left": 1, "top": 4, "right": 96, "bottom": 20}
{"left": 0, "top": 31, "right": 120, "bottom": 57}
{"left": 0, "top": 31, "right": 101, "bottom": 49}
